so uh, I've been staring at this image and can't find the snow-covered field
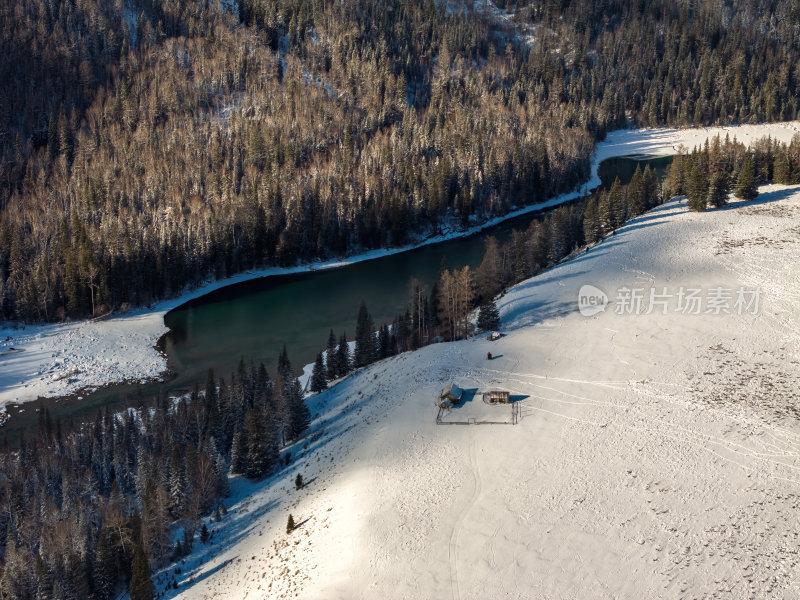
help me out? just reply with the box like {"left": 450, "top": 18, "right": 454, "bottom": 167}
{"left": 1, "top": 121, "right": 799, "bottom": 408}
{"left": 163, "top": 184, "right": 800, "bottom": 599}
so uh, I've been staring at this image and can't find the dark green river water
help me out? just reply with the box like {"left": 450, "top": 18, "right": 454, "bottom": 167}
{"left": 1, "top": 155, "right": 672, "bottom": 442}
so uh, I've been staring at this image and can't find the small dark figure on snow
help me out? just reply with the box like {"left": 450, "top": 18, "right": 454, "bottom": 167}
{"left": 295, "top": 473, "right": 304, "bottom": 490}
{"left": 487, "top": 352, "right": 492, "bottom": 360}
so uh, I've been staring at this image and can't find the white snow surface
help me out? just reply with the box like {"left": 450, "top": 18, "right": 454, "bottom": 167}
{"left": 162, "top": 183, "right": 800, "bottom": 599}
{"left": 2, "top": 121, "right": 799, "bottom": 408}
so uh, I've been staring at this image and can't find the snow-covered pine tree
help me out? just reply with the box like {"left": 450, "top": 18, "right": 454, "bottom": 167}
{"left": 310, "top": 352, "right": 327, "bottom": 393}
{"left": 168, "top": 446, "right": 187, "bottom": 515}
{"left": 230, "top": 426, "right": 247, "bottom": 475}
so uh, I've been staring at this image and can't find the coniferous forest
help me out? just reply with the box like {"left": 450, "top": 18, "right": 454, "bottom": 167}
{"left": 2, "top": 0, "right": 800, "bottom": 321}
{"left": 0, "top": 353, "right": 310, "bottom": 599}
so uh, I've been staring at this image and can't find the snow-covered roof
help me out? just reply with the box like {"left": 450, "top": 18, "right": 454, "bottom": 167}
{"left": 441, "top": 383, "right": 463, "bottom": 400}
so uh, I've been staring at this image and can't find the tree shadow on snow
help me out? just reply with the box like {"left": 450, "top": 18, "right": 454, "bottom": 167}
{"left": 724, "top": 185, "right": 800, "bottom": 209}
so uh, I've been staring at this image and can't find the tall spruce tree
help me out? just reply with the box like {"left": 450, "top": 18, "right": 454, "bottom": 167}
{"left": 336, "top": 333, "right": 351, "bottom": 377}
{"left": 288, "top": 378, "right": 310, "bottom": 441}
{"left": 325, "top": 329, "right": 338, "bottom": 379}
{"left": 707, "top": 169, "right": 729, "bottom": 207}
{"left": 230, "top": 426, "right": 247, "bottom": 475}
{"left": 735, "top": 153, "right": 758, "bottom": 200}
{"left": 354, "top": 300, "right": 376, "bottom": 368}
{"left": 642, "top": 164, "right": 658, "bottom": 209}
{"left": 609, "top": 177, "right": 627, "bottom": 227}
{"left": 627, "top": 165, "right": 645, "bottom": 216}
{"left": 310, "top": 352, "right": 327, "bottom": 393}
{"left": 377, "top": 324, "right": 391, "bottom": 359}
{"left": 773, "top": 147, "right": 791, "bottom": 184}
{"left": 687, "top": 162, "right": 709, "bottom": 211}
{"left": 242, "top": 408, "right": 277, "bottom": 479}
{"left": 477, "top": 298, "right": 501, "bottom": 332}
{"left": 582, "top": 195, "right": 600, "bottom": 244}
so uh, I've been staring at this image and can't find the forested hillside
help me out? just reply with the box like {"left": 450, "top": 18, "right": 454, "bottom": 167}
{"left": 1, "top": 0, "right": 799, "bottom": 322}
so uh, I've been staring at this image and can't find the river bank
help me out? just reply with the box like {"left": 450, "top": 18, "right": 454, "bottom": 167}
{"left": 2, "top": 121, "right": 798, "bottom": 409}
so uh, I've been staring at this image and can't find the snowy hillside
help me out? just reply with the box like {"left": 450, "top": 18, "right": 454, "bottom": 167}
{"left": 168, "top": 186, "right": 800, "bottom": 599}
{"left": 2, "top": 122, "right": 799, "bottom": 408}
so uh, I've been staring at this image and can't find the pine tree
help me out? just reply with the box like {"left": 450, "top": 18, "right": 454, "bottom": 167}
{"left": 336, "top": 332, "right": 351, "bottom": 376}
{"left": 168, "top": 445, "right": 187, "bottom": 516}
{"left": 642, "top": 164, "right": 658, "bottom": 209}
{"left": 627, "top": 165, "right": 645, "bottom": 216}
{"left": 243, "top": 408, "right": 278, "bottom": 479}
{"left": 707, "top": 169, "right": 729, "bottom": 208}
{"left": 200, "top": 524, "right": 209, "bottom": 543}
{"left": 230, "top": 426, "right": 247, "bottom": 475}
{"left": 477, "top": 298, "right": 500, "bottom": 332}
{"left": 735, "top": 153, "right": 758, "bottom": 200}
{"left": 378, "top": 324, "right": 392, "bottom": 358}
{"left": 773, "top": 147, "right": 791, "bottom": 184}
{"left": 295, "top": 473, "right": 303, "bottom": 490}
{"left": 354, "top": 300, "right": 376, "bottom": 368}
{"left": 128, "top": 542, "right": 154, "bottom": 600}
{"left": 687, "top": 162, "right": 708, "bottom": 211}
{"left": 286, "top": 514, "right": 295, "bottom": 534}
{"left": 288, "top": 378, "right": 310, "bottom": 441}
{"left": 325, "top": 329, "right": 338, "bottom": 379}
{"left": 277, "top": 345, "right": 292, "bottom": 383}
{"left": 597, "top": 190, "right": 613, "bottom": 233}
{"left": 608, "top": 177, "right": 626, "bottom": 227}
{"left": 310, "top": 352, "right": 327, "bottom": 393}
{"left": 582, "top": 195, "right": 600, "bottom": 244}
{"left": 662, "top": 153, "right": 686, "bottom": 200}
{"left": 511, "top": 230, "right": 529, "bottom": 282}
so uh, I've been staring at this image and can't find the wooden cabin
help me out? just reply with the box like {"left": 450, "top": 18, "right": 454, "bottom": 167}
{"left": 483, "top": 390, "right": 510, "bottom": 404}
{"left": 439, "top": 383, "right": 464, "bottom": 408}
